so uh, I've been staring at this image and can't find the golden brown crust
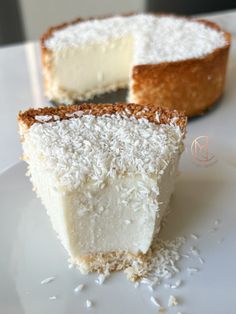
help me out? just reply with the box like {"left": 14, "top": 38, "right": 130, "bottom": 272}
{"left": 130, "top": 18, "right": 231, "bottom": 117}
{"left": 131, "top": 41, "right": 230, "bottom": 117}
{"left": 40, "top": 14, "right": 231, "bottom": 117}
{"left": 73, "top": 249, "right": 149, "bottom": 281}
{"left": 18, "top": 102, "right": 187, "bottom": 130}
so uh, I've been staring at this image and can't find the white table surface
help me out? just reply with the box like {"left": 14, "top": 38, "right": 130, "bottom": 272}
{"left": 0, "top": 9, "right": 236, "bottom": 174}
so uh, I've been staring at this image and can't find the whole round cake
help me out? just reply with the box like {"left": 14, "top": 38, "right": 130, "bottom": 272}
{"left": 41, "top": 14, "right": 231, "bottom": 117}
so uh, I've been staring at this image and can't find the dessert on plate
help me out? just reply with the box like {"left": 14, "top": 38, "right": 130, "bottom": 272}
{"left": 41, "top": 14, "right": 231, "bottom": 116}
{"left": 18, "top": 103, "right": 187, "bottom": 274}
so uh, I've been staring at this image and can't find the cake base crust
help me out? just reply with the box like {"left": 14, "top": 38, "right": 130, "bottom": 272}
{"left": 72, "top": 250, "right": 149, "bottom": 281}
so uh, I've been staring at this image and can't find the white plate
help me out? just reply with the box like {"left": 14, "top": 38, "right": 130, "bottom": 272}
{"left": 1, "top": 31, "right": 236, "bottom": 314}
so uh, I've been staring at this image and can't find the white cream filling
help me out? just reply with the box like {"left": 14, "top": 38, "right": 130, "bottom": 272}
{"left": 52, "top": 35, "right": 133, "bottom": 98}
{"left": 28, "top": 163, "right": 70, "bottom": 253}
{"left": 28, "top": 158, "right": 178, "bottom": 257}
{"left": 65, "top": 175, "right": 158, "bottom": 255}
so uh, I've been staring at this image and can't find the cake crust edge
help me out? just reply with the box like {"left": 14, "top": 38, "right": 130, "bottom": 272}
{"left": 130, "top": 39, "right": 230, "bottom": 117}
{"left": 18, "top": 102, "right": 187, "bottom": 131}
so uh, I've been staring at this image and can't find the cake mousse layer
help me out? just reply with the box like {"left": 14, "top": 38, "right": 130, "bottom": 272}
{"left": 18, "top": 103, "right": 187, "bottom": 274}
{"left": 41, "top": 14, "right": 231, "bottom": 116}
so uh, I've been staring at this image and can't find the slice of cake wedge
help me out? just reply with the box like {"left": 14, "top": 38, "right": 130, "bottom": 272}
{"left": 18, "top": 103, "right": 187, "bottom": 274}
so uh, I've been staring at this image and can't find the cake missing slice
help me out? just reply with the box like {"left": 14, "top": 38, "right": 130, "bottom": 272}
{"left": 41, "top": 14, "right": 230, "bottom": 116}
{"left": 18, "top": 103, "right": 187, "bottom": 274}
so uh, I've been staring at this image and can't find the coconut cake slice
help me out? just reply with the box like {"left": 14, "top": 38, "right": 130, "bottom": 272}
{"left": 18, "top": 103, "right": 187, "bottom": 274}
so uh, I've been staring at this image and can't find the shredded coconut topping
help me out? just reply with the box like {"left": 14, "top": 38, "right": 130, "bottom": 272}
{"left": 24, "top": 114, "right": 184, "bottom": 191}
{"left": 187, "top": 267, "right": 199, "bottom": 275}
{"left": 40, "top": 276, "right": 56, "bottom": 285}
{"left": 190, "top": 246, "right": 200, "bottom": 256}
{"left": 190, "top": 233, "right": 199, "bottom": 240}
{"left": 74, "top": 283, "right": 85, "bottom": 293}
{"left": 35, "top": 115, "right": 52, "bottom": 122}
{"left": 95, "top": 264, "right": 110, "bottom": 285}
{"left": 150, "top": 296, "right": 161, "bottom": 307}
{"left": 86, "top": 299, "right": 93, "bottom": 308}
{"left": 199, "top": 257, "right": 205, "bottom": 264}
{"left": 168, "top": 295, "right": 178, "bottom": 307}
{"left": 95, "top": 274, "right": 106, "bottom": 285}
{"left": 125, "top": 236, "right": 185, "bottom": 282}
{"left": 45, "top": 14, "right": 226, "bottom": 64}
{"left": 170, "top": 279, "right": 182, "bottom": 289}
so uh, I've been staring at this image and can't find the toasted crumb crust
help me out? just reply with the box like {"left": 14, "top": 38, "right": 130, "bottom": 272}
{"left": 18, "top": 103, "right": 187, "bottom": 130}
{"left": 72, "top": 249, "right": 150, "bottom": 281}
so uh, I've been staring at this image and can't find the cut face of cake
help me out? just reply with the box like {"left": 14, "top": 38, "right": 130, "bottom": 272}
{"left": 18, "top": 103, "right": 187, "bottom": 273}
{"left": 41, "top": 14, "right": 231, "bottom": 116}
